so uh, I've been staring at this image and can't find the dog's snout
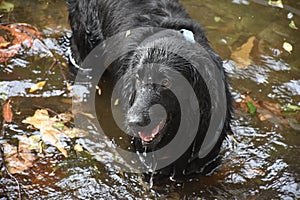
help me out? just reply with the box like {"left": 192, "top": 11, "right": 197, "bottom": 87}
{"left": 128, "top": 114, "right": 150, "bottom": 127}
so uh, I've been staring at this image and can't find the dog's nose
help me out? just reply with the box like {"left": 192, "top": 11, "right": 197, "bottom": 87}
{"left": 128, "top": 114, "right": 150, "bottom": 127}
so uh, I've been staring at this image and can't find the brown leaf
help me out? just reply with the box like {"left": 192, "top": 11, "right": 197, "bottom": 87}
{"left": 3, "top": 100, "right": 13, "bottom": 123}
{"left": 0, "top": 23, "right": 42, "bottom": 63}
{"left": 231, "top": 36, "right": 256, "bottom": 69}
{"left": 236, "top": 93, "right": 290, "bottom": 128}
{"left": 245, "top": 167, "right": 266, "bottom": 177}
{"left": 258, "top": 100, "right": 282, "bottom": 116}
{"left": 3, "top": 135, "right": 37, "bottom": 174}
{"left": 0, "top": 36, "right": 11, "bottom": 48}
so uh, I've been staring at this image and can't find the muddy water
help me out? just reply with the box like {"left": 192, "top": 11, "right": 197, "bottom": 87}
{"left": 0, "top": 0, "right": 299, "bottom": 199}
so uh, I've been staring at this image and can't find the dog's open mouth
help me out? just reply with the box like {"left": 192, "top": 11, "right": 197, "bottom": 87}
{"left": 138, "top": 119, "right": 166, "bottom": 143}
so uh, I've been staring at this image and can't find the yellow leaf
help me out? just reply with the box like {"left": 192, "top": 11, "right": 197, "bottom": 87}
{"left": 268, "top": 0, "right": 283, "bottom": 8}
{"left": 22, "top": 109, "right": 86, "bottom": 158}
{"left": 41, "top": 128, "right": 68, "bottom": 157}
{"left": 283, "top": 42, "right": 293, "bottom": 54}
{"left": 0, "top": 41, "right": 10, "bottom": 48}
{"left": 114, "top": 99, "right": 119, "bottom": 106}
{"left": 22, "top": 109, "right": 51, "bottom": 129}
{"left": 63, "top": 127, "right": 89, "bottom": 138}
{"left": 57, "top": 113, "right": 73, "bottom": 123}
{"left": 231, "top": 36, "right": 256, "bottom": 69}
{"left": 66, "top": 82, "right": 73, "bottom": 92}
{"left": 74, "top": 143, "right": 83, "bottom": 152}
{"left": 29, "top": 81, "right": 46, "bottom": 93}
{"left": 96, "top": 85, "right": 102, "bottom": 96}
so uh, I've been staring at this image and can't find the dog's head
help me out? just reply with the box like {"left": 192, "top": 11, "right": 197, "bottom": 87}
{"left": 125, "top": 62, "right": 181, "bottom": 149}
{"left": 117, "top": 43, "right": 205, "bottom": 151}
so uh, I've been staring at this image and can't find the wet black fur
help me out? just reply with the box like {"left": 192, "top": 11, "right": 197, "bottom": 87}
{"left": 67, "top": 0, "right": 233, "bottom": 180}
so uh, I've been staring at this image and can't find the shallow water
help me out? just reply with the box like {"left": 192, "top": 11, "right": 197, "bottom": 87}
{"left": 0, "top": 0, "right": 299, "bottom": 199}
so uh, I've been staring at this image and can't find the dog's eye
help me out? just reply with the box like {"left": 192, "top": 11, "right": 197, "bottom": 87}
{"left": 161, "top": 79, "right": 171, "bottom": 87}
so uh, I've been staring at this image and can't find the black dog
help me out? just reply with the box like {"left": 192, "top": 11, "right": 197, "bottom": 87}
{"left": 67, "top": 0, "right": 232, "bottom": 180}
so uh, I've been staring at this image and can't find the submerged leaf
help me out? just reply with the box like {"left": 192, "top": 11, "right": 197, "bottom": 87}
{"left": 3, "top": 135, "right": 37, "bottom": 174}
{"left": 247, "top": 100, "right": 257, "bottom": 115}
{"left": 289, "top": 20, "right": 298, "bottom": 30}
{"left": 29, "top": 81, "right": 46, "bottom": 93}
{"left": 214, "top": 16, "right": 221, "bottom": 23}
{"left": 0, "top": 23, "right": 42, "bottom": 63}
{"left": 282, "top": 104, "right": 300, "bottom": 113}
{"left": 41, "top": 128, "right": 68, "bottom": 157}
{"left": 0, "top": 1, "right": 14, "bottom": 12}
{"left": 236, "top": 94, "right": 292, "bottom": 128}
{"left": 74, "top": 143, "right": 84, "bottom": 152}
{"left": 52, "top": 122, "right": 65, "bottom": 130}
{"left": 28, "top": 134, "right": 42, "bottom": 150}
{"left": 231, "top": 36, "right": 256, "bottom": 69}
{"left": 22, "top": 109, "right": 51, "bottom": 129}
{"left": 268, "top": 0, "right": 283, "bottom": 8}
{"left": 3, "top": 99, "right": 13, "bottom": 123}
{"left": 283, "top": 42, "right": 293, "bottom": 54}
{"left": 23, "top": 109, "right": 88, "bottom": 157}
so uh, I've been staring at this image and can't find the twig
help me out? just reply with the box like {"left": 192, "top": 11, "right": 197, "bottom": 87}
{"left": 33, "top": 105, "right": 59, "bottom": 116}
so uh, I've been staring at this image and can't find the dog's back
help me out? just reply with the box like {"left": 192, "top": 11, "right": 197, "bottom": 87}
{"left": 67, "top": 0, "right": 201, "bottom": 61}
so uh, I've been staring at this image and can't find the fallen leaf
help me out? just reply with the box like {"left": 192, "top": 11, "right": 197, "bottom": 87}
{"left": 22, "top": 109, "right": 52, "bottom": 130}
{"left": 245, "top": 167, "right": 266, "bottom": 178}
{"left": 236, "top": 94, "right": 291, "bottom": 128}
{"left": 41, "top": 128, "right": 68, "bottom": 157}
{"left": 22, "top": 109, "right": 88, "bottom": 157}
{"left": 63, "top": 127, "right": 89, "bottom": 138}
{"left": 259, "top": 101, "right": 282, "bottom": 116}
{"left": 29, "top": 81, "right": 46, "bottom": 93}
{"left": 214, "top": 16, "right": 221, "bottom": 23}
{"left": 0, "top": 1, "right": 14, "bottom": 12}
{"left": 125, "top": 30, "right": 131, "bottom": 38}
{"left": 52, "top": 122, "right": 65, "bottom": 130}
{"left": 247, "top": 100, "right": 257, "bottom": 115}
{"left": 74, "top": 143, "right": 83, "bottom": 152}
{"left": 66, "top": 82, "right": 73, "bottom": 92}
{"left": 0, "top": 39, "right": 11, "bottom": 48}
{"left": 289, "top": 20, "right": 298, "bottom": 30}
{"left": 282, "top": 104, "right": 300, "bottom": 113}
{"left": 3, "top": 135, "right": 37, "bottom": 174}
{"left": 231, "top": 36, "right": 256, "bottom": 69}
{"left": 18, "top": 135, "right": 37, "bottom": 163}
{"left": 283, "top": 42, "right": 293, "bottom": 54}
{"left": 28, "top": 134, "right": 42, "bottom": 150}
{"left": 0, "top": 23, "right": 42, "bottom": 63}
{"left": 3, "top": 99, "right": 13, "bottom": 123}
{"left": 258, "top": 113, "right": 273, "bottom": 121}
{"left": 114, "top": 99, "right": 119, "bottom": 106}
{"left": 268, "top": 0, "right": 283, "bottom": 8}
{"left": 96, "top": 85, "right": 102, "bottom": 96}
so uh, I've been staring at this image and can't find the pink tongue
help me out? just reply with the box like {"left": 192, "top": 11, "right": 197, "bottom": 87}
{"left": 138, "top": 124, "right": 160, "bottom": 142}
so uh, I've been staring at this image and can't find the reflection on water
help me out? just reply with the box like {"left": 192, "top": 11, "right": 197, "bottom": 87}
{"left": 0, "top": 0, "right": 299, "bottom": 199}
